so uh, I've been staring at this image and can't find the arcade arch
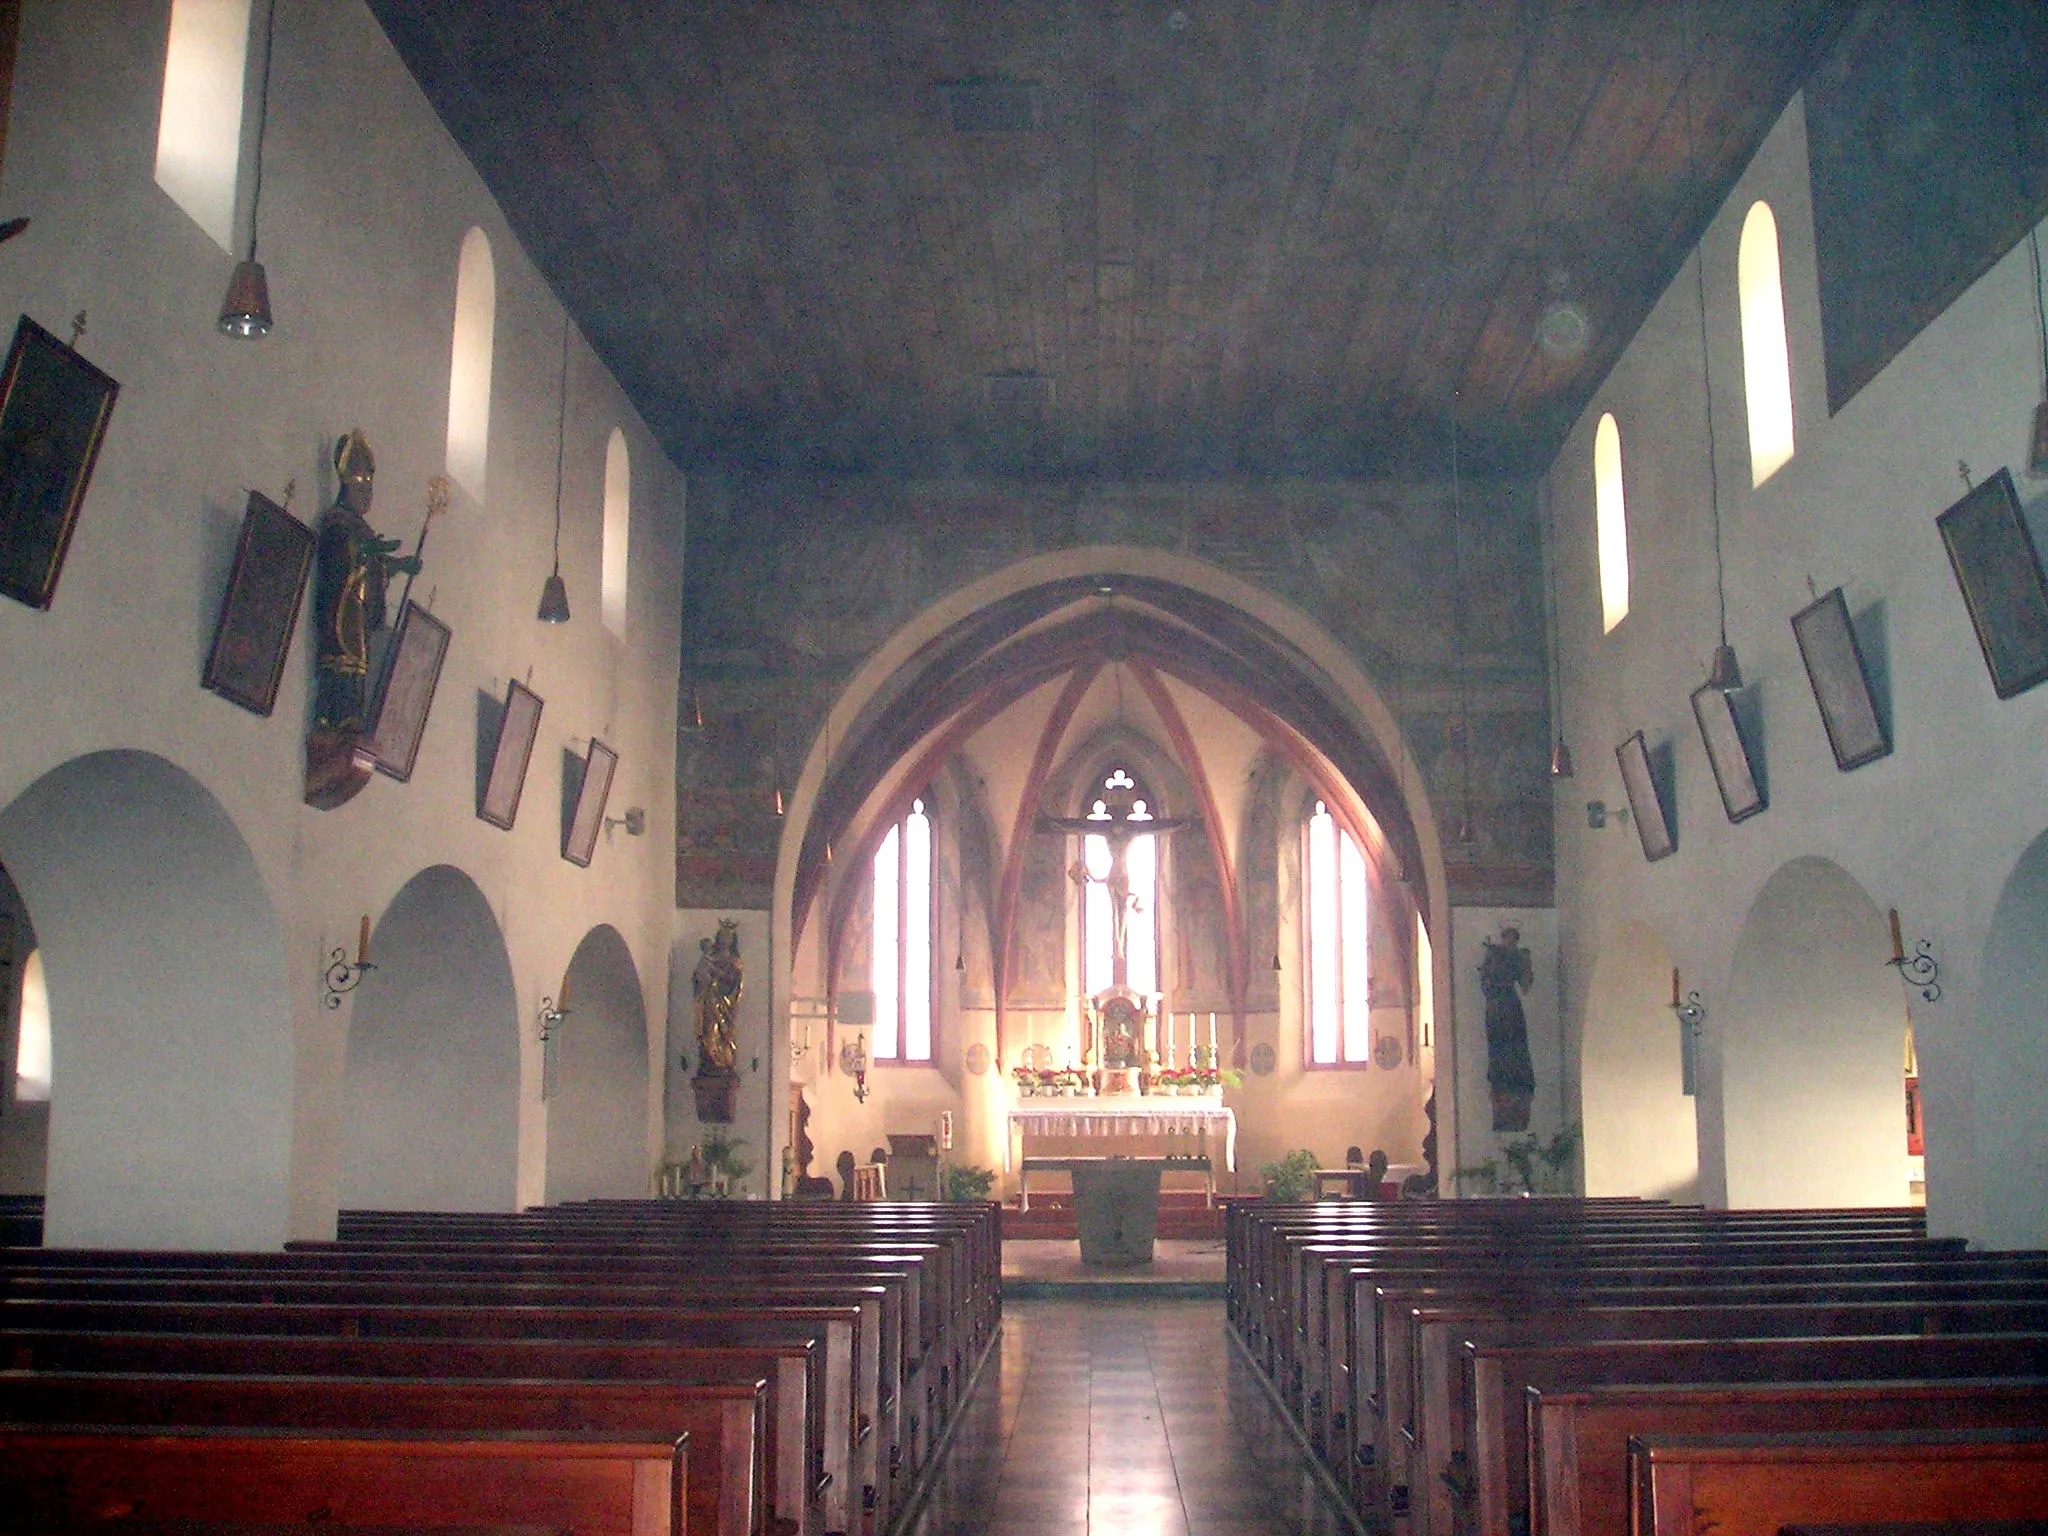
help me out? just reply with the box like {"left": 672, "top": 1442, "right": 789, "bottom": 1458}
{"left": 341, "top": 865, "right": 519, "bottom": 1212}
{"left": 544, "top": 924, "right": 652, "bottom": 1204}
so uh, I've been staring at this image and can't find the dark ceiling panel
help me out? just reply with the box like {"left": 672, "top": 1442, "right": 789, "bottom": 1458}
{"left": 367, "top": 0, "right": 1855, "bottom": 480}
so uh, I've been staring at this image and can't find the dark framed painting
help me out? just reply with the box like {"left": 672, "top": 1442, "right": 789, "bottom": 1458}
{"left": 363, "top": 600, "right": 451, "bottom": 782}
{"left": 1792, "top": 586, "right": 1891, "bottom": 770}
{"left": 1691, "top": 681, "right": 1766, "bottom": 824}
{"left": 1936, "top": 466, "right": 2048, "bottom": 700}
{"left": 202, "top": 491, "right": 314, "bottom": 716}
{"left": 1615, "top": 730, "right": 1675, "bottom": 862}
{"left": 478, "top": 678, "right": 544, "bottom": 830}
{"left": 562, "top": 737, "right": 618, "bottom": 868}
{"left": 0, "top": 315, "right": 120, "bottom": 610}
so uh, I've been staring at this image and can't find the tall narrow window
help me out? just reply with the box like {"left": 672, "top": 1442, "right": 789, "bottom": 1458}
{"left": 154, "top": 0, "right": 253, "bottom": 251}
{"left": 445, "top": 228, "right": 495, "bottom": 502}
{"left": 15, "top": 949, "right": 50, "bottom": 1103}
{"left": 1594, "top": 413, "right": 1629, "bottom": 633}
{"left": 1077, "top": 767, "right": 1161, "bottom": 997}
{"left": 1738, "top": 201, "right": 1795, "bottom": 486}
{"left": 601, "top": 429, "right": 630, "bottom": 639}
{"left": 1305, "top": 803, "right": 1371, "bottom": 1066}
{"left": 870, "top": 798, "right": 934, "bottom": 1062}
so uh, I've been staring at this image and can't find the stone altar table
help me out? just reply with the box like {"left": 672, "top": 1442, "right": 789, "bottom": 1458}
{"left": 1007, "top": 1099, "right": 1237, "bottom": 1210}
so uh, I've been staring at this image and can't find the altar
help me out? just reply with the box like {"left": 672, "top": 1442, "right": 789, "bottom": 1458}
{"left": 1007, "top": 1099, "right": 1237, "bottom": 1211}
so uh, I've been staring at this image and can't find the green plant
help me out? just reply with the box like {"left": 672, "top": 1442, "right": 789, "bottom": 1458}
{"left": 1260, "top": 1147, "right": 1320, "bottom": 1202}
{"left": 1456, "top": 1121, "right": 1581, "bottom": 1196}
{"left": 701, "top": 1129, "right": 752, "bottom": 1186}
{"left": 940, "top": 1163, "right": 997, "bottom": 1202}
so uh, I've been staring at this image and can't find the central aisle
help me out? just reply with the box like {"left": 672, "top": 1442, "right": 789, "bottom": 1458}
{"left": 906, "top": 1298, "right": 1356, "bottom": 1536}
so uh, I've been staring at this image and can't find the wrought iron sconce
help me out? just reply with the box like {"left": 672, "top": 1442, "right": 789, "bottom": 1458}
{"left": 1886, "top": 909, "right": 1941, "bottom": 1002}
{"left": 604, "top": 807, "right": 646, "bottom": 839}
{"left": 323, "top": 916, "right": 375, "bottom": 1009}
{"left": 1670, "top": 969, "right": 1705, "bottom": 1097}
{"left": 538, "top": 994, "right": 571, "bottom": 1043}
{"left": 841, "top": 1032, "right": 870, "bottom": 1104}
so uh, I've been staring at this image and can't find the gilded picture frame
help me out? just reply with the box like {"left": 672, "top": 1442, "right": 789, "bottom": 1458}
{"left": 202, "top": 491, "right": 314, "bottom": 716}
{"left": 0, "top": 315, "right": 120, "bottom": 610}
{"left": 363, "top": 599, "right": 452, "bottom": 782}
{"left": 478, "top": 678, "right": 544, "bottom": 830}
{"left": 562, "top": 737, "right": 618, "bottom": 868}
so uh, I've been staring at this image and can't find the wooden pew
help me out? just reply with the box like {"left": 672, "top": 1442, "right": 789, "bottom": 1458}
{"left": 1628, "top": 1427, "right": 2048, "bottom": 1536}
{"left": 0, "top": 1373, "right": 763, "bottom": 1536}
{"left": 0, "top": 1425, "right": 687, "bottom": 1536}
{"left": 1531, "top": 1378, "right": 2048, "bottom": 1536}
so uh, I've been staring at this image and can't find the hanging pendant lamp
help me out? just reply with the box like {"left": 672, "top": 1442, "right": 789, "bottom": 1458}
{"left": 1450, "top": 408, "right": 1481, "bottom": 847}
{"left": 1684, "top": 0, "right": 1739, "bottom": 692}
{"left": 219, "top": 0, "right": 280, "bottom": 336}
{"left": 537, "top": 315, "right": 572, "bottom": 623}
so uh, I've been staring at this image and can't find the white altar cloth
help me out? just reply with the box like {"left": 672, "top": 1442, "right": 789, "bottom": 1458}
{"left": 1005, "top": 1100, "right": 1236, "bottom": 1172}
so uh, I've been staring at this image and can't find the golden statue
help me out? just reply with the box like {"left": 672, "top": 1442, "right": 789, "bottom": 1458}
{"left": 693, "top": 918, "right": 743, "bottom": 1073}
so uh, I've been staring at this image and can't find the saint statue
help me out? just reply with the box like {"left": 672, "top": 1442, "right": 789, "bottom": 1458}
{"left": 1479, "top": 926, "right": 1536, "bottom": 1132}
{"left": 312, "top": 430, "right": 421, "bottom": 732}
{"left": 693, "top": 918, "right": 743, "bottom": 1074}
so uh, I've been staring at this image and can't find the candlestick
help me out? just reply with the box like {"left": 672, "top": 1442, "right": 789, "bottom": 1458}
{"left": 358, "top": 913, "right": 372, "bottom": 968}
{"left": 1167, "top": 1014, "right": 1175, "bottom": 1069}
{"left": 1670, "top": 967, "right": 1680, "bottom": 1008}
{"left": 1889, "top": 908, "right": 1904, "bottom": 963}
{"left": 1208, "top": 1011, "right": 1216, "bottom": 1058}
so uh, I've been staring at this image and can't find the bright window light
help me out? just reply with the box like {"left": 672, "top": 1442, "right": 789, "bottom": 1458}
{"left": 1083, "top": 833, "right": 1113, "bottom": 998}
{"left": 154, "top": 0, "right": 252, "bottom": 253}
{"left": 1126, "top": 833, "right": 1157, "bottom": 996}
{"left": 871, "top": 825, "right": 900, "bottom": 1061}
{"left": 16, "top": 949, "right": 50, "bottom": 1102}
{"left": 869, "top": 798, "right": 934, "bottom": 1062}
{"left": 1305, "top": 803, "right": 1372, "bottom": 1065}
{"left": 601, "top": 429, "right": 630, "bottom": 639}
{"left": 1738, "top": 200, "right": 1796, "bottom": 486}
{"left": 1594, "top": 413, "right": 1630, "bottom": 633}
{"left": 445, "top": 228, "right": 496, "bottom": 503}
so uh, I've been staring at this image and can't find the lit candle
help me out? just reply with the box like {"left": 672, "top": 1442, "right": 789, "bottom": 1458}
{"left": 1889, "top": 908, "right": 1905, "bottom": 963}
{"left": 1208, "top": 1011, "right": 1217, "bottom": 1058}
{"left": 1671, "top": 967, "right": 1680, "bottom": 1008}
{"left": 1167, "top": 1014, "right": 1175, "bottom": 1069}
{"left": 358, "top": 914, "right": 372, "bottom": 968}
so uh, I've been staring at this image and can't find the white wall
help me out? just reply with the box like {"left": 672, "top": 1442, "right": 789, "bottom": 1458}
{"left": 1580, "top": 919, "right": 1697, "bottom": 1201}
{"left": 545, "top": 923, "right": 651, "bottom": 1203}
{"left": 1551, "top": 91, "right": 2048, "bottom": 1241}
{"left": 0, "top": 0, "right": 684, "bottom": 1245}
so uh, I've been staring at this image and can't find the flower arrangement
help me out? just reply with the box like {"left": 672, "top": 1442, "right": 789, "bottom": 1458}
{"left": 1014, "top": 1066, "right": 1091, "bottom": 1097}
{"left": 1150, "top": 1067, "right": 1194, "bottom": 1095}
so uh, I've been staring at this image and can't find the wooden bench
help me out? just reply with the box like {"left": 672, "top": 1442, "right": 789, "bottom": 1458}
{"left": 1629, "top": 1428, "right": 2048, "bottom": 1536}
{"left": 0, "top": 1424, "right": 687, "bottom": 1536}
{"left": 1531, "top": 1378, "right": 2048, "bottom": 1536}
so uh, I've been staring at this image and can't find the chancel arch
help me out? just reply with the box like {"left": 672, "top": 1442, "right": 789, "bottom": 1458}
{"left": 341, "top": 864, "right": 518, "bottom": 1213}
{"left": 1580, "top": 920, "right": 1698, "bottom": 1201}
{"left": 0, "top": 751, "right": 291, "bottom": 1249}
{"left": 1715, "top": 856, "right": 1911, "bottom": 1209}
{"left": 543, "top": 923, "right": 651, "bottom": 1204}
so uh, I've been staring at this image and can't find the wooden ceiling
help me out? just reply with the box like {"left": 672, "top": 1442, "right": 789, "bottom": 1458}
{"left": 368, "top": 0, "right": 1853, "bottom": 479}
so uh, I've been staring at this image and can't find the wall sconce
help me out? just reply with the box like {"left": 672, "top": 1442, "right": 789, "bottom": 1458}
{"left": 1886, "top": 908, "right": 1942, "bottom": 1002}
{"left": 1586, "top": 800, "right": 1632, "bottom": 830}
{"left": 539, "top": 970, "right": 572, "bottom": 1043}
{"left": 323, "top": 916, "right": 376, "bottom": 1009}
{"left": 1670, "top": 969, "right": 1704, "bottom": 1096}
{"left": 605, "top": 807, "right": 646, "bottom": 838}
{"left": 841, "top": 1032, "right": 870, "bottom": 1103}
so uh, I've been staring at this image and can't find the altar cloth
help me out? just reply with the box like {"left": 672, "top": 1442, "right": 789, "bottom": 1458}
{"left": 1005, "top": 1100, "right": 1236, "bottom": 1172}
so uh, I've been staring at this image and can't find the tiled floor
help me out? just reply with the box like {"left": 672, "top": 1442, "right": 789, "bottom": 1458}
{"left": 1001, "top": 1238, "right": 1227, "bottom": 1288}
{"left": 904, "top": 1299, "right": 1356, "bottom": 1536}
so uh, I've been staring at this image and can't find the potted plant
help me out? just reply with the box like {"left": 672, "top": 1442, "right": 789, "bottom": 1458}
{"left": 1011, "top": 1065, "right": 1037, "bottom": 1098}
{"left": 1260, "top": 1147, "right": 1319, "bottom": 1201}
{"left": 940, "top": 1163, "right": 997, "bottom": 1202}
{"left": 700, "top": 1128, "right": 753, "bottom": 1199}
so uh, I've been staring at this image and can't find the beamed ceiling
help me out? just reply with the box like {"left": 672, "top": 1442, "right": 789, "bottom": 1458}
{"left": 369, "top": 0, "right": 1853, "bottom": 479}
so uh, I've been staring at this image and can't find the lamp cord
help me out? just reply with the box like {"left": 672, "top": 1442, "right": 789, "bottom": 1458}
{"left": 245, "top": 0, "right": 280, "bottom": 262}
{"left": 1451, "top": 411, "right": 1473, "bottom": 832}
{"left": 2031, "top": 225, "right": 2047, "bottom": 397}
{"left": 1683, "top": 0, "right": 1730, "bottom": 653}
{"left": 552, "top": 314, "right": 569, "bottom": 569}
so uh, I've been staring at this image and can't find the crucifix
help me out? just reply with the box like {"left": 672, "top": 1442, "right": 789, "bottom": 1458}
{"left": 1036, "top": 768, "right": 1195, "bottom": 989}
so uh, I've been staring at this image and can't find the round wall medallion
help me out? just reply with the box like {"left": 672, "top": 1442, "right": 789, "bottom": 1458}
{"left": 1373, "top": 1034, "right": 1404, "bottom": 1069}
{"left": 965, "top": 1042, "right": 990, "bottom": 1076}
{"left": 1249, "top": 1042, "right": 1277, "bottom": 1077}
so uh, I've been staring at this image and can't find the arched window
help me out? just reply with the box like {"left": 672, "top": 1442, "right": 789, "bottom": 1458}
{"left": 14, "top": 949, "right": 50, "bottom": 1103}
{"left": 1305, "top": 802, "right": 1371, "bottom": 1066}
{"left": 1594, "top": 412, "right": 1629, "bottom": 633}
{"left": 601, "top": 429, "right": 630, "bottom": 639}
{"left": 154, "top": 0, "right": 253, "bottom": 251}
{"left": 1738, "top": 200, "right": 1796, "bottom": 486}
{"left": 1078, "top": 767, "right": 1161, "bottom": 997}
{"left": 871, "top": 797, "right": 934, "bottom": 1062}
{"left": 445, "top": 228, "right": 496, "bottom": 502}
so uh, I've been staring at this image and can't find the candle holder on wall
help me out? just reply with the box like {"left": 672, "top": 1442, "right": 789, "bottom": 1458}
{"left": 1887, "top": 942, "right": 1942, "bottom": 1003}
{"left": 322, "top": 917, "right": 376, "bottom": 1009}
{"left": 1671, "top": 989, "right": 1705, "bottom": 1097}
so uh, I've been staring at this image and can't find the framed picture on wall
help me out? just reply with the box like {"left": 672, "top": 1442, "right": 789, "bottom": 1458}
{"left": 1690, "top": 680, "right": 1767, "bottom": 823}
{"left": 562, "top": 737, "right": 618, "bottom": 868}
{"left": 477, "top": 678, "right": 544, "bottom": 830}
{"left": 1791, "top": 586, "right": 1891, "bottom": 770}
{"left": 0, "top": 315, "right": 120, "bottom": 610}
{"left": 1615, "top": 730, "right": 1675, "bottom": 862}
{"left": 202, "top": 491, "right": 315, "bottom": 716}
{"left": 1935, "top": 466, "right": 2048, "bottom": 700}
{"left": 363, "top": 600, "right": 452, "bottom": 782}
